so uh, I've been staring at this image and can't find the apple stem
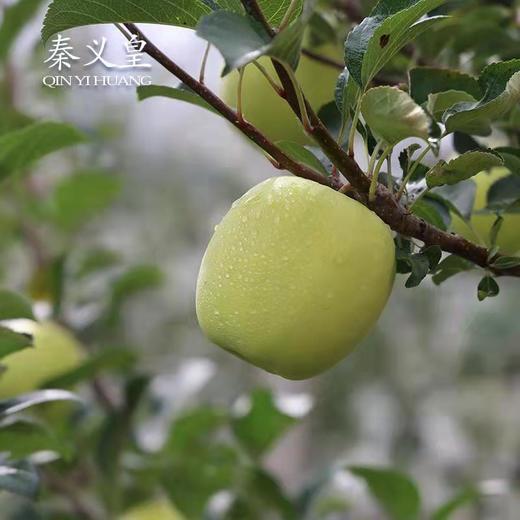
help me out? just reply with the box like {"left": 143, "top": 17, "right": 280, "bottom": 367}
{"left": 369, "top": 144, "right": 393, "bottom": 202}
{"left": 237, "top": 67, "right": 246, "bottom": 123}
{"left": 396, "top": 143, "right": 432, "bottom": 202}
{"left": 252, "top": 61, "right": 285, "bottom": 96}
{"left": 279, "top": 62, "right": 313, "bottom": 133}
{"left": 386, "top": 154, "right": 394, "bottom": 194}
{"left": 348, "top": 96, "right": 362, "bottom": 157}
{"left": 367, "top": 141, "right": 384, "bottom": 177}
{"left": 199, "top": 42, "right": 211, "bottom": 85}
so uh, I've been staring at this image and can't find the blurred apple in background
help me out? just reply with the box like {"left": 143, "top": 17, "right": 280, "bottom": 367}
{"left": 0, "top": 321, "right": 84, "bottom": 398}
{"left": 119, "top": 499, "right": 185, "bottom": 520}
{"left": 451, "top": 168, "right": 520, "bottom": 255}
{"left": 221, "top": 44, "right": 343, "bottom": 144}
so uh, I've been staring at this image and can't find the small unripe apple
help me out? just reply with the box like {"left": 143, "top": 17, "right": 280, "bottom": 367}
{"left": 451, "top": 168, "right": 520, "bottom": 255}
{"left": 196, "top": 177, "right": 395, "bottom": 380}
{"left": 0, "top": 321, "right": 84, "bottom": 398}
{"left": 119, "top": 499, "right": 185, "bottom": 520}
{"left": 221, "top": 44, "right": 343, "bottom": 144}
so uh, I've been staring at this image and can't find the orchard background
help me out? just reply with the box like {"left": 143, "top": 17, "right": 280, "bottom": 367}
{"left": 0, "top": 0, "right": 519, "bottom": 518}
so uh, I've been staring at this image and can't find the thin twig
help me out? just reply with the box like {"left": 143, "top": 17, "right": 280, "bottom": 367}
{"left": 302, "top": 48, "right": 344, "bottom": 70}
{"left": 237, "top": 67, "right": 245, "bottom": 122}
{"left": 252, "top": 61, "right": 284, "bottom": 95}
{"left": 302, "top": 48, "right": 404, "bottom": 86}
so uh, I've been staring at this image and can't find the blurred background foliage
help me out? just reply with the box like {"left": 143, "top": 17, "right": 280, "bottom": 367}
{"left": 0, "top": 0, "right": 519, "bottom": 518}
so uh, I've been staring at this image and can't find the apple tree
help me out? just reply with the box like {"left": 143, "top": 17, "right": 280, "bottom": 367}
{"left": 0, "top": 0, "right": 518, "bottom": 518}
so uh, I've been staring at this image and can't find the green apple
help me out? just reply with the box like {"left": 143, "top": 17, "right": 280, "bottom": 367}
{"left": 196, "top": 177, "right": 395, "bottom": 380}
{"left": 0, "top": 321, "right": 84, "bottom": 398}
{"left": 221, "top": 44, "right": 343, "bottom": 144}
{"left": 451, "top": 168, "right": 520, "bottom": 255}
{"left": 119, "top": 499, "right": 185, "bottom": 520}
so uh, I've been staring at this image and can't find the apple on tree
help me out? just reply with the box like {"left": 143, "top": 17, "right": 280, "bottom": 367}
{"left": 196, "top": 177, "right": 395, "bottom": 380}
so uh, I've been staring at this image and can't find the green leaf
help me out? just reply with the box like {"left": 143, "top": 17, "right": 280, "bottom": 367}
{"left": 335, "top": 68, "right": 360, "bottom": 127}
{"left": 275, "top": 141, "right": 329, "bottom": 176}
{"left": 96, "top": 375, "right": 149, "bottom": 483}
{"left": 0, "top": 109, "right": 34, "bottom": 137}
{"left": 421, "top": 245, "right": 442, "bottom": 271}
{"left": 258, "top": 0, "right": 304, "bottom": 26}
{"left": 427, "top": 90, "right": 477, "bottom": 122}
{"left": 494, "top": 147, "right": 520, "bottom": 175}
{"left": 108, "top": 265, "right": 163, "bottom": 324}
{"left": 488, "top": 215, "right": 503, "bottom": 249}
{"left": 137, "top": 84, "right": 220, "bottom": 115}
{"left": 486, "top": 173, "right": 520, "bottom": 211}
{"left": 0, "top": 389, "right": 82, "bottom": 418}
{"left": 197, "top": 3, "right": 315, "bottom": 73}
{"left": 490, "top": 256, "right": 520, "bottom": 270}
{"left": 232, "top": 468, "right": 297, "bottom": 519}
{"left": 426, "top": 151, "right": 503, "bottom": 188}
{"left": 75, "top": 248, "right": 121, "bottom": 278}
{"left": 477, "top": 276, "right": 499, "bottom": 301}
{"left": 0, "top": 419, "right": 63, "bottom": 459}
{"left": 361, "top": 87, "right": 429, "bottom": 145}
{"left": 432, "top": 255, "right": 474, "bottom": 285}
{"left": 349, "top": 466, "right": 421, "bottom": 520}
{"left": 197, "top": 12, "right": 272, "bottom": 73}
{"left": 453, "top": 132, "right": 484, "bottom": 154}
{"left": 0, "top": 461, "right": 39, "bottom": 499}
{"left": 406, "top": 254, "right": 431, "bottom": 288}
{"left": 409, "top": 67, "right": 481, "bottom": 105}
{"left": 0, "top": 326, "right": 32, "bottom": 361}
{"left": 42, "top": 0, "right": 230, "bottom": 42}
{"left": 307, "top": 10, "right": 337, "bottom": 46}
{"left": 166, "top": 407, "right": 227, "bottom": 453}
{"left": 0, "top": 122, "right": 86, "bottom": 181}
{"left": 163, "top": 442, "right": 239, "bottom": 518}
{"left": 163, "top": 407, "right": 237, "bottom": 518}
{"left": 41, "top": 348, "right": 137, "bottom": 389}
{"left": 398, "top": 143, "right": 421, "bottom": 179}
{"left": 345, "top": 0, "right": 447, "bottom": 88}
{"left": 0, "top": 290, "right": 34, "bottom": 320}
{"left": 51, "top": 171, "right": 121, "bottom": 229}
{"left": 42, "top": 0, "right": 296, "bottom": 42}
{"left": 231, "top": 389, "right": 297, "bottom": 458}
{"left": 431, "top": 182, "right": 477, "bottom": 220}
{"left": 445, "top": 59, "right": 520, "bottom": 136}
{"left": 431, "top": 488, "right": 480, "bottom": 520}
{"left": 0, "top": 0, "right": 45, "bottom": 62}
{"left": 411, "top": 197, "right": 450, "bottom": 231}
{"left": 395, "top": 245, "right": 434, "bottom": 288}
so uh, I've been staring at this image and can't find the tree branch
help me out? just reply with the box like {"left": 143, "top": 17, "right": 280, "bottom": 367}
{"left": 121, "top": 22, "right": 520, "bottom": 278}
{"left": 121, "top": 24, "right": 336, "bottom": 189}
{"left": 302, "top": 48, "right": 403, "bottom": 86}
